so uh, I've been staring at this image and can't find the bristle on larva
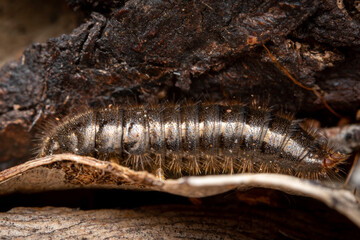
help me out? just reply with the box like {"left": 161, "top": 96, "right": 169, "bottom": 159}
{"left": 36, "top": 102, "right": 347, "bottom": 179}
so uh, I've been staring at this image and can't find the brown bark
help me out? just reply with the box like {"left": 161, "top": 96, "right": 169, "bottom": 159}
{"left": 1, "top": 0, "right": 359, "bottom": 168}
{"left": 0, "top": 199, "right": 359, "bottom": 239}
{"left": 0, "top": 153, "right": 359, "bottom": 237}
{"left": 0, "top": 1, "right": 360, "bottom": 239}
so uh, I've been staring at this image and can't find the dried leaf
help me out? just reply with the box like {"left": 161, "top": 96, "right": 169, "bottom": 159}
{"left": 0, "top": 153, "right": 359, "bottom": 229}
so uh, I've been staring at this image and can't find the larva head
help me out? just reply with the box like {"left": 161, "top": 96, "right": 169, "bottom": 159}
{"left": 322, "top": 150, "right": 348, "bottom": 169}
{"left": 295, "top": 141, "right": 347, "bottom": 179}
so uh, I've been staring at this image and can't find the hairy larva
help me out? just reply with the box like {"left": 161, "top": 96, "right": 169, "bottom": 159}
{"left": 37, "top": 102, "right": 347, "bottom": 179}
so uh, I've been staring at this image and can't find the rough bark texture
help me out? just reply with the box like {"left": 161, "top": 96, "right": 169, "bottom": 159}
{"left": 1, "top": 0, "right": 359, "bottom": 168}
{"left": 0, "top": 154, "right": 359, "bottom": 238}
{"left": 0, "top": 196, "right": 359, "bottom": 240}
{"left": 0, "top": 1, "right": 360, "bottom": 238}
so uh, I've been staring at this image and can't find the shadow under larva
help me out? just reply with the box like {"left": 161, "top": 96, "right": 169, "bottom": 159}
{"left": 37, "top": 102, "right": 347, "bottom": 179}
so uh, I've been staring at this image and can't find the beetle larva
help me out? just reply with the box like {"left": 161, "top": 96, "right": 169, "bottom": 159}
{"left": 37, "top": 102, "right": 347, "bottom": 179}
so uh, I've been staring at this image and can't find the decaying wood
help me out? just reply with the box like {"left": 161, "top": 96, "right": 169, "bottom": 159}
{"left": 0, "top": 0, "right": 360, "bottom": 239}
{"left": 0, "top": 153, "right": 359, "bottom": 231}
{"left": 0, "top": 204, "right": 358, "bottom": 240}
{"left": 1, "top": 0, "right": 360, "bottom": 168}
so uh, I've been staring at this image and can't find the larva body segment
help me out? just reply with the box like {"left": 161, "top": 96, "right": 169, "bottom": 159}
{"left": 38, "top": 103, "right": 346, "bottom": 179}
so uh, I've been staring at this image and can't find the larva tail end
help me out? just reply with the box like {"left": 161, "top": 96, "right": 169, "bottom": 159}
{"left": 32, "top": 115, "right": 62, "bottom": 158}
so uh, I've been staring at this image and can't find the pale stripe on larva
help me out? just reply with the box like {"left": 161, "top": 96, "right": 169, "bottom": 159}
{"left": 38, "top": 102, "right": 347, "bottom": 179}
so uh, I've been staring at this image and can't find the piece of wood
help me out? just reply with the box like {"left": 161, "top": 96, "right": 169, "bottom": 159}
{"left": 0, "top": 200, "right": 359, "bottom": 240}
{"left": 0, "top": 154, "right": 359, "bottom": 231}
{"left": 1, "top": 1, "right": 360, "bottom": 239}
{"left": 1, "top": 0, "right": 359, "bottom": 168}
